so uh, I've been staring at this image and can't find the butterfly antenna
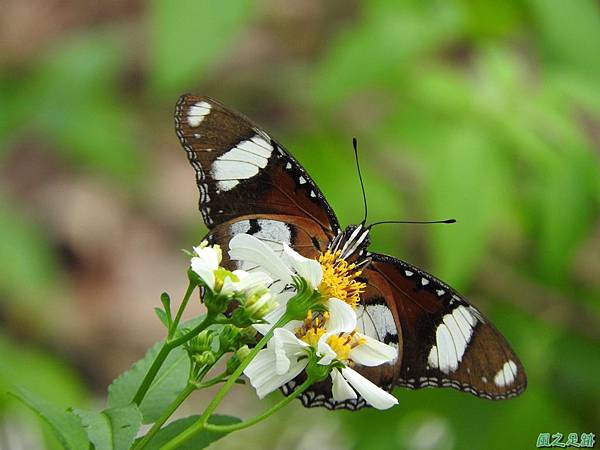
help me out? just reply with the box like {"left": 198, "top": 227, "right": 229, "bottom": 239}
{"left": 353, "top": 137, "right": 369, "bottom": 224}
{"left": 369, "top": 219, "right": 456, "bottom": 228}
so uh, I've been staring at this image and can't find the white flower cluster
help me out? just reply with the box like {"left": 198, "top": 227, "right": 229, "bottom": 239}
{"left": 190, "top": 235, "right": 399, "bottom": 410}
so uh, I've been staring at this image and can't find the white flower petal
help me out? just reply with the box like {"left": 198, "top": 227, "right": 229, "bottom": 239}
{"left": 255, "top": 358, "right": 308, "bottom": 399}
{"left": 350, "top": 335, "right": 398, "bottom": 367}
{"left": 229, "top": 234, "right": 293, "bottom": 285}
{"left": 220, "top": 275, "right": 237, "bottom": 296}
{"left": 325, "top": 298, "right": 357, "bottom": 333}
{"left": 282, "top": 243, "right": 323, "bottom": 288}
{"left": 272, "top": 328, "right": 308, "bottom": 375}
{"left": 317, "top": 332, "right": 338, "bottom": 366}
{"left": 331, "top": 369, "right": 357, "bottom": 402}
{"left": 341, "top": 367, "right": 398, "bottom": 410}
{"left": 193, "top": 246, "right": 220, "bottom": 269}
{"left": 253, "top": 305, "right": 287, "bottom": 334}
{"left": 244, "top": 349, "right": 278, "bottom": 387}
{"left": 190, "top": 257, "right": 215, "bottom": 290}
{"left": 236, "top": 270, "right": 273, "bottom": 292}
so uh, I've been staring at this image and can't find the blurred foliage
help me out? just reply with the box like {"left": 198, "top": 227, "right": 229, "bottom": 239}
{"left": 1, "top": 0, "right": 599, "bottom": 449}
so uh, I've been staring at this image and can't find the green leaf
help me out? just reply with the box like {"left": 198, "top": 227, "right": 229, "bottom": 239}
{"left": 73, "top": 404, "right": 142, "bottom": 450}
{"left": 108, "top": 343, "right": 190, "bottom": 423}
{"left": 148, "top": 0, "right": 255, "bottom": 95}
{"left": 137, "top": 415, "right": 241, "bottom": 450}
{"left": 10, "top": 387, "right": 89, "bottom": 450}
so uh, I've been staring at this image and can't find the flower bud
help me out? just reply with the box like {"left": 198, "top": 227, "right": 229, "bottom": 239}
{"left": 193, "top": 350, "right": 216, "bottom": 367}
{"left": 218, "top": 324, "right": 243, "bottom": 352}
{"left": 245, "top": 290, "right": 278, "bottom": 320}
{"left": 226, "top": 345, "right": 251, "bottom": 375}
{"left": 186, "top": 329, "right": 216, "bottom": 355}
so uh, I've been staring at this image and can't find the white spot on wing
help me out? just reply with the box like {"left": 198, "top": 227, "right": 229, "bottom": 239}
{"left": 356, "top": 303, "right": 398, "bottom": 351}
{"left": 421, "top": 277, "right": 429, "bottom": 286}
{"left": 427, "top": 305, "right": 477, "bottom": 374}
{"left": 187, "top": 101, "right": 211, "bottom": 127}
{"left": 405, "top": 270, "right": 413, "bottom": 277}
{"left": 230, "top": 220, "right": 251, "bottom": 236}
{"left": 211, "top": 134, "right": 273, "bottom": 191}
{"left": 299, "top": 176, "right": 306, "bottom": 184}
{"left": 494, "top": 360, "right": 518, "bottom": 387}
{"left": 254, "top": 220, "right": 291, "bottom": 247}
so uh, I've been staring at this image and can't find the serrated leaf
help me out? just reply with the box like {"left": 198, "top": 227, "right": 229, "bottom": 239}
{"left": 137, "top": 414, "right": 241, "bottom": 450}
{"left": 10, "top": 387, "right": 89, "bottom": 450}
{"left": 73, "top": 404, "right": 142, "bottom": 450}
{"left": 108, "top": 343, "right": 190, "bottom": 423}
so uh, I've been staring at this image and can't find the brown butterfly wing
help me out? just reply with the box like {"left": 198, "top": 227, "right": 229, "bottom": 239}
{"left": 367, "top": 253, "right": 527, "bottom": 400}
{"left": 175, "top": 95, "right": 339, "bottom": 234}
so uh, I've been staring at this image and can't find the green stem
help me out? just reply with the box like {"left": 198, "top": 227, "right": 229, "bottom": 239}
{"left": 134, "top": 354, "right": 227, "bottom": 450}
{"left": 204, "top": 376, "right": 313, "bottom": 433}
{"left": 133, "top": 313, "right": 214, "bottom": 406}
{"left": 133, "top": 382, "right": 196, "bottom": 450}
{"left": 169, "top": 281, "right": 196, "bottom": 338}
{"left": 160, "top": 314, "right": 291, "bottom": 450}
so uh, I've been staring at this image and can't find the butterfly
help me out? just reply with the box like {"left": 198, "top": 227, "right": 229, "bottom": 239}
{"left": 174, "top": 95, "right": 527, "bottom": 410}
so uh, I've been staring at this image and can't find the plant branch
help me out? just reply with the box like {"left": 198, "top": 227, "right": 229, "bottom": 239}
{"left": 203, "top": 376, "right": 313, "bottom": 433}
{"left": 169, "top": 280, "right": 197, "bottom": 338}
{"left": 133, "top": 313, "right": 215, "bottom": 406}
{"left": 159, "top": 313, "right": 291, "bottom": 450}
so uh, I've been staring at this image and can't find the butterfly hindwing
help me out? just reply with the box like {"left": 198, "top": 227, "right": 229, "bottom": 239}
{"left": 175, "top": 95, "right": 339, "bottom": 233}
{"left": 366, "top": 253, "right": 527, "bottom": 400}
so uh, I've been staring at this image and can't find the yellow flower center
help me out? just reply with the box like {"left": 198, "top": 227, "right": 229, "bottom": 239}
{"left": 326, "top": 332, "right": 365, "bottom": 362}
{"left": 296, "top": 310, "right": 329, "bottom": 346}
{"left": 318, "top": 250, "right": 366, "bottom": 309}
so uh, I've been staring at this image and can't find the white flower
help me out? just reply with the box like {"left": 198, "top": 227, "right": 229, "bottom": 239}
{"left": 190, "top": 242, "right": 275, "bottom": 309}
{"left": 243, "top": 298, "right": 399, "bottom": 410}
{"left": 220, "top": 270, "right": 273, "bottom": 296}
{"left": 229, "top": 234, "right": 322, "bottom": 288}
{"left": 190, "top": 241, "right": 223, "bottom": 290}
{"left": 228, "top": 234, "right": 323, "bottom": 331}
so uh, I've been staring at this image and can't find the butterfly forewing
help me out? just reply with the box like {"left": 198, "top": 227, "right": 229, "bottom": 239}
{"left": 367, "top": 254, "right": 527, "bottom": 399}
{"left": 175, "top": 95, "right": 339, "bottom": 233}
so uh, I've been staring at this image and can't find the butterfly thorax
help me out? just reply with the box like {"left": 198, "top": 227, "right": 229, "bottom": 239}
{"left": 329, "top": 224, "right": 370, "bottom": 264}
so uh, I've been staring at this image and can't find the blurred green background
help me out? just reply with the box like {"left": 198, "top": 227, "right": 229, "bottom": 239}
{"left": 1, "top": 0, "right": 599, "bottom": 449}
